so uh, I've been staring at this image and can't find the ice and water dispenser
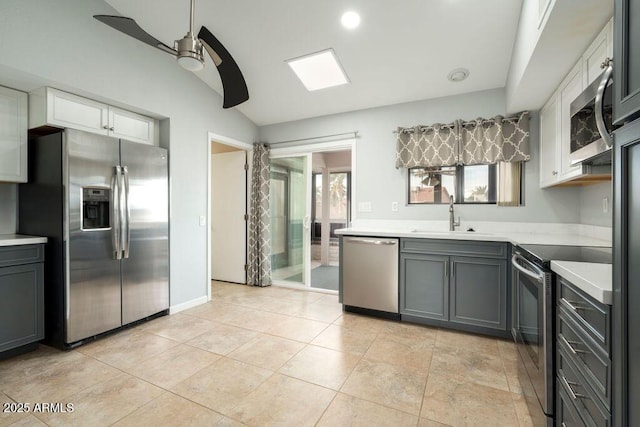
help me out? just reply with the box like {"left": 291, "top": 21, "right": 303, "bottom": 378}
{"left": 82, "top": 187, "right": 110, "bottom": 230}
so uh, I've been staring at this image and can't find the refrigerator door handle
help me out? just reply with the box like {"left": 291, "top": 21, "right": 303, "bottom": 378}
{"left": 122, "top": 166, "right": 131, "bottom": 259}
{"left": 112, "top": 166, "right": 122, "bottom": 260}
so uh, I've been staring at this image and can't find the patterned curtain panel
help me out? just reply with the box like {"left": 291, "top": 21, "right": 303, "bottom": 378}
{"left": 497, "top": 161, "right": 522, "bottom": 207}
{"left": 247, "top": 143, "right": 271, "bottom": 287}
{"left": 395, "top": 122, "right": 460, "bottom": 168}
{"left": 460, "top": 112, "right": 531, "bottom": 165}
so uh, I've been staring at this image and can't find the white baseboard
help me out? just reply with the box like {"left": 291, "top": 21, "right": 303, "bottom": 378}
{"left": 169, "top": 295, "right": 208, "bottom": 314}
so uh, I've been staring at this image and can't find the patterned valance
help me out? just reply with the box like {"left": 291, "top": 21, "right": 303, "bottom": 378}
{"left": 395, "top": 122, "right": 460, "bottom": 168}
{"left": 395, "top": 112, "right": 530, "bottom": 168}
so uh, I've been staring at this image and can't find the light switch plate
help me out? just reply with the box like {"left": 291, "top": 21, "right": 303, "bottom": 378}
{"left": 199, "top": 215, "right": 206, "bottom": 227}
{"left": 603, "top": 197, "right": 609, "bottom": 213}
{"left": 391, "top": 201, "right": 399, "bottom": 212}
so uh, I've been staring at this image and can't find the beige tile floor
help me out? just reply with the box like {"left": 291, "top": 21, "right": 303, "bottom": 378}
{"left": 0, "top": 281, "right": 538, "bottom": 427}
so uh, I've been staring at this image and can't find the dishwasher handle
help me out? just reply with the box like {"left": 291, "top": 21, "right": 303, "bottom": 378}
{"left": 346, "top": 238, "right": 398, "bottom": 246}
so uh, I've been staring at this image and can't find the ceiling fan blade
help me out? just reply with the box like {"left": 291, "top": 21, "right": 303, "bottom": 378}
{"left": 94, "top": 15, "right": 178, "bottom": 56}
{"left": 198, "top": 26, "right": 249, "bottom": 108}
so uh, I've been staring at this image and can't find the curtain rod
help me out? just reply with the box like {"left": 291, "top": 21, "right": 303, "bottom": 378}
{"left": 268, "top": 131, "right": 358, "bottom": 146}
{"left": 393, "top": 112, "right": 529, "bottom": 134}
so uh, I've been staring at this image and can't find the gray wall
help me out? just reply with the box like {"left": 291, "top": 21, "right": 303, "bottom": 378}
{"left": 0, "top": 185, "right": 17, "bottom": 235}
{"left": 579, "top": 182, "right": 613, "bottom": 227}
{"left": 260, "top": 88, "right": 586, "bottom": 224}
{"left": 0, "top": 0, "right": 258, "bottom": 307}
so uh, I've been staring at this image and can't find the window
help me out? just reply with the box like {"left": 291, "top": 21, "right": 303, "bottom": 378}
{"left": 408, "top": 164, "right": 497, "bottom": 204}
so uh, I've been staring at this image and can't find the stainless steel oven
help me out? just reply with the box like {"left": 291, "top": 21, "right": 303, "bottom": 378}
{"left": 511, "top": 244, "right": 612, "bottom": 426}
{"left": 512, "top": 249, "right": 554, "bottom": 424}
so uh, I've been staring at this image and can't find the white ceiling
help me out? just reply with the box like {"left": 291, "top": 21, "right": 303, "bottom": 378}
{"left": 104, "top": 0, "right": 523, "bottom": 126}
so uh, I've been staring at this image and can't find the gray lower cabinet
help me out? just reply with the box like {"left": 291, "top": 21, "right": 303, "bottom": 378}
{"left": 399, "top": 238, "right": 509, "bottom": 336}
{"left": 0, "top": 244, "right": 45, "bottom": 356}
{"left": 400, "top": 253, "right": 448, "bottom": 320}
{"left": 450, "top": 256, "right": 507, "bottom": 330}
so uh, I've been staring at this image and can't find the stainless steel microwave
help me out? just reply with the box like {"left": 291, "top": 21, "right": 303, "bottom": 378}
{"left": 569, "top": 58, "right": 617, "bottom": 165}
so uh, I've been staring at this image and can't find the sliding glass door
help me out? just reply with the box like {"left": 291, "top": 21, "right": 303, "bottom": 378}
{"left": 269, "top": 154, "right": 311, "bottom": 286}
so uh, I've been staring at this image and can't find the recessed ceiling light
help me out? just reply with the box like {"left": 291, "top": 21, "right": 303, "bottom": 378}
{"left": 286, "top": 49, "right": 350, "bottom": 91}
{"left": 341, "top": 11, "right": 361, "bottom": 29}
{"left": 447, "top": 68, "right": 469, "bottom": 82}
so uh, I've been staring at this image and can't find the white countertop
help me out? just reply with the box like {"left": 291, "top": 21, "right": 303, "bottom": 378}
{"left": 335, "top": 228, "right": 611, "bottom": 247}
{"left": 0, "top": 234, "right": 48, "bottom": 247}
{"left": 551, "top": 261, "right": 612, "bottom": 305}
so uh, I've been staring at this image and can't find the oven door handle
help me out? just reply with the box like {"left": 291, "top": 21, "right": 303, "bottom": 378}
{"left": 511, "top": 254, "right": 545, "bottom": 283}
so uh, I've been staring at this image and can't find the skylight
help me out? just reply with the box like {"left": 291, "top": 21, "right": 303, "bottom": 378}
{"left": 286, "top": 49, "right": 350, "bottom": 91}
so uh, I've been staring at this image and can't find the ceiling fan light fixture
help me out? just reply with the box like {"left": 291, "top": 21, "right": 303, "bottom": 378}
{"left": 175, "top": 34, "right": 205, "bottom": 71}
{"left": 178, "top": 55, "right": 204, "bottom": 71}
{"left": 93, "top": 0, "right": 249, "bottom": 108}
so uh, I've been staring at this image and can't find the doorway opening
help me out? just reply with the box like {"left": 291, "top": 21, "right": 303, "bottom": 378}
{"left": 208, "top": 136, "right": 251, "bottom": 297}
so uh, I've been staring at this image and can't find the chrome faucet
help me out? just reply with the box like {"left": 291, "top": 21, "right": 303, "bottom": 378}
{"left": 449, "top": 196, "right": 460, "bottom": 231}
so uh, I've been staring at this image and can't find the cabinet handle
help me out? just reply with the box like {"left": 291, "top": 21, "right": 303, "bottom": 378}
{"left": 563, "top": 298, "right": 594, "bottom": 312}
{"left": 103, "top": 125, "right": 109, "bottom": 130}
{"left": 444, "top": 261, "right": 448, "bottom": 279}
{"left": 552, "top": 171, "right": 558, "bottom": 176}
{"left": 560, "top": 335, "right": 585, "bottom": 355}
{"left": 561, "top": 375, "right": 589, "bottom": 400}
{"left": 109, "top": 126, "right": 115, "bottom": 131}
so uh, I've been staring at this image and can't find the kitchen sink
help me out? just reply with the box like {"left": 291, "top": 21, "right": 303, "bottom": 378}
{"left": 409, "top": 229, "right": 493, "bottom": 237}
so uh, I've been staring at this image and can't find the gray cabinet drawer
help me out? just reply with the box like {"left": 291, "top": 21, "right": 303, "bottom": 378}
{"left": 558, "top": 305, "right": 611, "bottom": 408}
{"left": 557, "top": 345, "right": 610, "bottom": 427}
{"left": 557, "top": 379, "right": 588, "bottom": 427}
{"left": 400, "top": 238, "right": 507, "bottom": 259}
{"left": 558, "top": 277, "right": 610, "bottom": 351}
{"left": 0, "top": 244, "right": 45, "bottom": 267}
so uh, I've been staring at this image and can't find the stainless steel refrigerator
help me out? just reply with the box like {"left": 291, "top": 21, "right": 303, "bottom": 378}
{"left": 19, "top": 129, "right": 169, "bottom": 348}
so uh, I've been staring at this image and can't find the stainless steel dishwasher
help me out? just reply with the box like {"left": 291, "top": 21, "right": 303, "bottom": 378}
{"left": 342, "top": 236, "right": 399, "bottom": 316}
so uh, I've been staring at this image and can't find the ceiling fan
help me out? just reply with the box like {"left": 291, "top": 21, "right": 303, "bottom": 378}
{"left": 94, "top": 0, "right": 249, "bottom": 109}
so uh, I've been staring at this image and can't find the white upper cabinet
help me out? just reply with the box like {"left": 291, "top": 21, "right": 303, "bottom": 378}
{"left": 538, "top": 19, "right": 613, "bottom": 189}
{"left": 0, "top": 86, "right": 28, "bottom": 183}
{"left": 558, "top": 65, "right": 583, "bottom": 179}
{"left": 582, "top": 19, "right": 614, "bottom": 88}
{"left": 108, "top": 107, "right": 155, "bottom": 144}
{"left": 539, "top": 94, "right": 559, "bottom": 188}
{"left": 539, "top": 62, "right": 585, "bottom": 188}
{"left": 29, "top": 88, "right": 158, "bottom": 146}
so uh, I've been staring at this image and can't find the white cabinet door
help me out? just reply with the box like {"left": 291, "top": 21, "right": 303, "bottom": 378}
{"left": 0, "top": 86, "right": 28, "bottom": 183}
{"left": 29, "top": 88, "right": 159, "bottom": 145}
{"left": 109, "top": 107, "right": 156, "bottom": 145}
{"left": 559, "top": 65, "right": 583, "bottom": 180}
{"left": 46, "top": 88, "right": 109, "bottom": 135}
{"left": 582, "top": 19, "right": 613, "bottom": 87}
{"left": 539, "top": 94, "right": 560, "bottom": 188}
